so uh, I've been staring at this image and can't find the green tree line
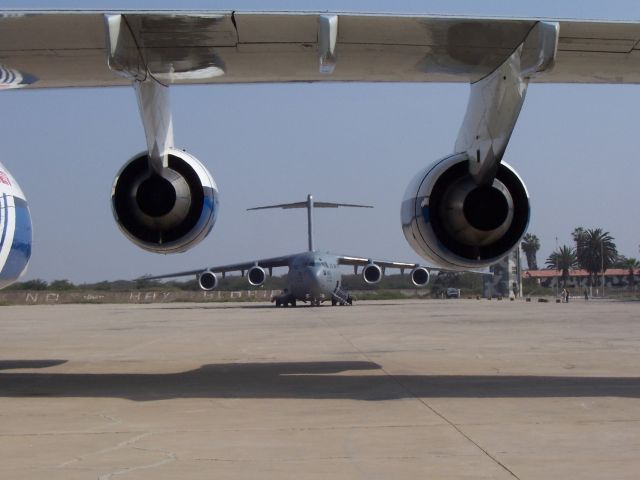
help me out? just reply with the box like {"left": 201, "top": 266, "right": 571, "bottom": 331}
{"left": 6, "top": 272, "right": 485, "bottom": 295}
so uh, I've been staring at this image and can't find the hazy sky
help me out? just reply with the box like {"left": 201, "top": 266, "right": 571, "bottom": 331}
{"left": 1, "top": 0, "right": 640, "bottom": 282}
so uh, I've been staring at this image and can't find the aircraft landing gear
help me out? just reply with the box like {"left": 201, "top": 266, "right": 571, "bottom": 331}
{"left": 273, "top": 292, "right": 296, "bottom": 307}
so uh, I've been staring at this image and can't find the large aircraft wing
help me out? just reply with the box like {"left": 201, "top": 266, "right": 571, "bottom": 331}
{"left": 337, "top": 255, "right": 434, "bottom": 286}
{"left": 3, "top": 12, "right": 640, "bottom": 89}
{"left": 337, "top": 255, "right": 421, "bottom": 272}
{"left": 140, "top": 254, "right": 293, "bottom": 281}
{"left": 337, "top": 255, "right": 489, "bottom": 274}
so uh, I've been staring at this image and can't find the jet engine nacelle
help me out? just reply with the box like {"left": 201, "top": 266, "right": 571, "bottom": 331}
{"left": 410, "top": 266, "right": 430, "bottom": 287}
{"left": 198, "top": 270, "right": 218, "bottom": 291}
{"left": 402, "top": 153, "right": 530, "bottom": 270}
{"left": 362, "top": 263, "right": 383, "bottom": 284}
{"left": 111, "top": 148, "right": 218, "bottom": 254}
{"left": 247, "top": 266, "right": 267, "bottom": 286}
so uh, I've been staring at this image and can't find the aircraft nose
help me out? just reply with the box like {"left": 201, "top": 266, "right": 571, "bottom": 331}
{"left": 306, "top": 267, "right": 324, "bottom": 291}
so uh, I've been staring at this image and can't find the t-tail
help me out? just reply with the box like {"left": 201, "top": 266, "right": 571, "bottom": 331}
{"left": 247, "top": 194, "right": 372, "bottom": 252}
{"left": 0, "top": 161, "right": 32, "bottom": 289}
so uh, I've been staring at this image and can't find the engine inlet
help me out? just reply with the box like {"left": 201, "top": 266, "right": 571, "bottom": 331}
{"left": 463, "top": 186, "right": 509, "bottom": 231}
{"left": 401, "top": 153, "right": 530, "bottom": 269}
{"left": 112, "top": 148, "right": 218, "bottom": 253}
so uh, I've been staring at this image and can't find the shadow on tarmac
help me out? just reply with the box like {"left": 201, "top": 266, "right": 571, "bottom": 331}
{"left": 149, "top": 304, "right": 277, "bottom": 310}
{"left": 2, "top": 360, "right": 640, "bottom": 401}
{"left": 149, "top": 304, "right": 359, "bottom": 310}
{"left": 0, "top": 359, "right": 67, "bottom": 370}
{"left": 149, "top": 303, "right": 409, "bottom": 311}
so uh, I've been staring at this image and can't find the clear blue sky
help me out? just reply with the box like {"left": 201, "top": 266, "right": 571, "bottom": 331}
{"left": 1, "top": 0, "right": 639, "bottom": 282}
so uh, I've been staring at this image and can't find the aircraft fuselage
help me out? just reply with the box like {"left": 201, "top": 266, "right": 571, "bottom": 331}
{"left": 0, "top": 161, "right": 32, "bottom": 289}
{"left": 284, "top": 251, "right": 344, "bottom": 305}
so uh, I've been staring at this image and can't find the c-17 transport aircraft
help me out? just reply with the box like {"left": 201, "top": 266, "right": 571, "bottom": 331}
{"left": 142, "top": 195, "right": 431, "bottom": 307}
{"left": 1, "top": 11, "right": 640, "bottom": 288}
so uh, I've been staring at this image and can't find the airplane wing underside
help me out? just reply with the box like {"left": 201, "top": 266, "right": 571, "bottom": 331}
{"left": 2, "top": 10, "right": 639, "bottom": 288}
{"left": 2, "top": 11, "right": 640, "bottom": 89}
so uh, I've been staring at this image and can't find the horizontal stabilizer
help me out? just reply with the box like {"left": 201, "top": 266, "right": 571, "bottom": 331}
{"left": 248, "top": 194, "right": 372, "bottom": 252}
{"left": 248, "top": 201, "right": 372, "bottom": 210}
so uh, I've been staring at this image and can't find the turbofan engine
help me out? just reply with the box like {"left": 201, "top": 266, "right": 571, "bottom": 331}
{"left": 410, "top": 267, "right": 430, "bottom": 287}
{"left": 247, "top": 266, "right": 267, "bottom": 286}
{"left": 402, "top": 153, "right": 530, "bottom": 270}
{"left": 362, "top": 263, "right": 383, "bottom": 284}
{"left": 112, "top": 149, "right": 218, "bottom": 253}
{"left": 198, "top": 270, "right": 218, "bottom": 291}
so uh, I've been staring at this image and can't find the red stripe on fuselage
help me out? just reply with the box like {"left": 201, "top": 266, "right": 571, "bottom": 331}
{"left": 0, "top": 172, "right": 11, "bottom": 186}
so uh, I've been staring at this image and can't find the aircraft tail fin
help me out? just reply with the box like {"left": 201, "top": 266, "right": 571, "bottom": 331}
{"left": 248, "top": 194, "right": 373, "bottom": 251}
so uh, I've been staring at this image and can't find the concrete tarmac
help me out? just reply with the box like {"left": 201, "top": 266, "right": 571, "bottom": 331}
{"left": 1, "top": 299, "right": 639, "bottom": 479}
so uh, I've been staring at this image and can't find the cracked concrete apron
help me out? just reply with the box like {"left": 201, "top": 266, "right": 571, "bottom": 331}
{"left": 1, "top": 300, "right": 640, "bottom": 479}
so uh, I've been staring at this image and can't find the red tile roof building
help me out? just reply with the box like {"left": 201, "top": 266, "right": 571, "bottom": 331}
{"left": 524, "top": 269, "right": 639, "bottom": 288}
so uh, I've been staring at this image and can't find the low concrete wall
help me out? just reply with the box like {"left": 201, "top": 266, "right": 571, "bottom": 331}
{"left": 0, "top": 289, "right": 281, "bottom": 305}
{"left": 0, "top": 289, "right": 430, "bottom": 306}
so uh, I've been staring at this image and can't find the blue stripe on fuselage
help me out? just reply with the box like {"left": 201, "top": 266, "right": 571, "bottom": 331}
{"left": 0, "top": 193, "right": 8, "bottom": 253}
{"left": 0, "top": 197, "right": 32, "bottom": 286}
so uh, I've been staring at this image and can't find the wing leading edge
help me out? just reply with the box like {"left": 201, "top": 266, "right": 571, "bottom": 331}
{"left": 2, "top": 12, "right": 640, "bottom": 89}
{"left": 338, "top": 255, "right": 419, "bottom": 270}
{"left": 140, "top": 254, "right": 293, "bottom": 281}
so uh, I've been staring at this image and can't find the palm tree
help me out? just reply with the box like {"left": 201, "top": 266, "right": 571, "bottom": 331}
{"left": 521, "top": 233, "right": 541, "bottom": 270}
{"left": 579, "top": 228, "right": 618, "bottom": 287}
{"left": 617, "top": 256, "right": 640, "bottom": 290}
{"left": 546, "top": 245, "right": 579, "bottom": 287}
{"left": 572, "top": 227, "right": 587, "bottom": 267}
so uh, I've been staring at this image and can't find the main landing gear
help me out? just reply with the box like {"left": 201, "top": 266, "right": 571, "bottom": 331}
{"left": 274, "top": 298, "right": 296, "bottom": 308}
{"left": 331, "top": 298, "right": 353, "bottom": 306}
